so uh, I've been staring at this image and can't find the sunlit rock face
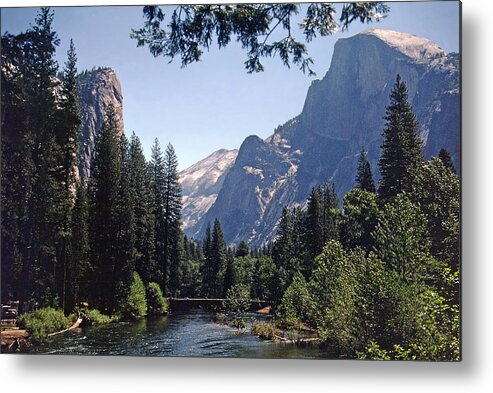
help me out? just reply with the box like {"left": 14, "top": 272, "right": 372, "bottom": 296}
{"left": 77, "top": 67, "right": 124, "bottom": 182}
{"left": 184, "top": 29, "right": 460, "bottom": 246}
{"left": 180, "top": 149, "right": 238, "bottom": 234}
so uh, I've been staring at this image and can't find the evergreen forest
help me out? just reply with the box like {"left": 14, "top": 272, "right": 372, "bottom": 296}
{"left": 1, "top": 8, "right": 459, "bottom": 360}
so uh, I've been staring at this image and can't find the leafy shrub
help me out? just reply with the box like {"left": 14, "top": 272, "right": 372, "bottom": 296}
{"left": 84, "top": 309, "right": 117, "bottom": 325}
{"left": 17, "top": 307, "right": 70, "bottom": 343}
{"left": 147, "top": 282, "right": 169, "bottom": 315}
{"left": 225, "top": 284, "right": 250, "bottom": 331}
{"left": 225, "top": 284, "right": 250, "bottom": 315}
{"left": 278, "top": 272, "right": 313, "bottom": 327}
{"left": 121, "top": 272, "right": 147, "bottom": 319}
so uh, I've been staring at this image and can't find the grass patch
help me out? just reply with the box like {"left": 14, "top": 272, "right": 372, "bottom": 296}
{"left": 251, "top": 320, "right": 283, "bottom": 341}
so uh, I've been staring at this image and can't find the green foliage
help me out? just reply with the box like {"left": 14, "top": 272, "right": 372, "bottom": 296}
{"left": 222, "top": 256, "right": 237, "bottom": 298}
{"left": 132, "top": 3, "right": 389, "bottom": 74}
{"left": 252, "top": 257, "right": 278, "bottom": 301}
{"left": 202, "top": 219, "right": 227, "bottom": 297}
{"left": 438, "top": 148, "right": 456, "bottom": 174}
{"left": 355, "top": 148, "right": 376, "bottom": 193}
{"left": 128, "top": 132, "right": 156, "bottom": 285}
{"left": 84, "top": 309, "right": 117, "bottom": 325}
{"left": 67, "top": 181, "right": 90, "bottom": 312}
{"left": 163, "top": 143, "right": 183, "bottom": 296}
{"left": 179, "top": 256, "right": 202, "bottom": 297}
{"left": 411, "top": 158, "right": 460, "bottom": 270}
{"left": 309, "top": 241, "right": 363, "bottom": 355}
{"left": 279, "top": 272, "right": 313, "bottom": 327}
{"left": 372, "top": 193, "right": 433, "bottom": 283}
{"left": 225, "top": 283, "right": 251, "bottom": 331}
{"left": 303, "top": 184, "right": 340, "bottom": 267}
{"left": 225, "top": 284, "right": 250, "bottom": 316}
{"left": 150, "top": 138, "right": 166, "bottom": 287}
{"left": 147, "top": 282, "right": 169, "bottom": 315}
{"left": 121, "top": 272, "right": 147, "bottom": 319}
{"left": 358, "top": 269, "right": 460, "bottom": 360}
{"left": 235, "top": 241, "right": 249, "bottom": 257}
{"left": 272, "top": 207, "right": 305, "bottom": 284}
{"left": 89, "top": 104, "right": 135, "bottom": 313}
{"left": 17, "top": 307, "right": 70, "bottom": 343}
{"left": 340, "top": 188, "right": 379, "bottom": 252}
{"left": 378, "top": 75, "right": 423, "bottom": 204}
{"left": 1, "top": 8, "right": 81, "bottom": 312}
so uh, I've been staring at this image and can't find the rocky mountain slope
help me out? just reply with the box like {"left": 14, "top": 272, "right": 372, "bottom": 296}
{"left": 180, "top": 149, "right": 238, "bottom": 232}
{"left": 77, "top": 67, "right": 124, "bottom": 181}
{"left": 187, "top": 29, "right": 460, "bottom": 246}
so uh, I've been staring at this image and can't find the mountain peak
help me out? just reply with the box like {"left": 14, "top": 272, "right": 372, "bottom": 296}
{"left": 180, "top": 149, "right": 238, "bottom": 233}
{"left": 360, "top": 28, "right": 446, "bottom": 63}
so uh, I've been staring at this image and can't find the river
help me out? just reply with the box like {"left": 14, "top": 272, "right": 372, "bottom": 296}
{"left": 26, "top": 310, "right": 332, "bottom": 359}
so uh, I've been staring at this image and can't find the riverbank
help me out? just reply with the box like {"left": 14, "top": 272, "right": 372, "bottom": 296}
{"left": 1, "top": 327, "right": 30, "bottom": 352}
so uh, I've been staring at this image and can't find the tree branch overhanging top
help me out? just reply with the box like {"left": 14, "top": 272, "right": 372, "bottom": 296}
{"left": 131, "top": 2, "right": 389, "bottom": 76}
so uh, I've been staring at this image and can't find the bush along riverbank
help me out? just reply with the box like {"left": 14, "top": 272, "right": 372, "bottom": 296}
{"left": 1, "top": 274, "right": 170, "bottom": 352}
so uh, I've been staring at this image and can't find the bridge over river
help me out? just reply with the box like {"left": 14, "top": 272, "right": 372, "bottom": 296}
{"left": 168, "top": 298, "right": 272, "bottom": 312}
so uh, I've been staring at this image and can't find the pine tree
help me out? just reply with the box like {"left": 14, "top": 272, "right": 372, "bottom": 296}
{"left": 209, "top": 218, "right": 227, "bottom": 297}
{"left": 321, "top": 183, "right": 340, "bottom": 243}
{"left": 23, "top": 7, "right": 66, "bottom": 308}
{"left": 128, "top": 132, "right": 156, "bottom": 284}
{"left": 150, "top": 139, "right": 166, "bottom": 287}
{"left": 57, "top": 38, "right": 82, "bottom": 312}
{"left": 235, "top": 241, "right": 249, "bottom": 257}
{"left": 67, "top": 181, "right": 90, "bottom": 311}
{"left": 304, "top": 187, "right": 325, "bottom": 264}
{"left": 223, "top": 255, "right": 237, "bottom": 298}
{"left": 272, "top": 207, "right": 295, "bottom": 269}
{"left": 438, "top": 148, "right": 456, "bottom": 174}
{"left": 1, "top": 33, "right": 33, "bottom": 305}
{"left": 113, "top": 135, "right": 136, "bottom": 310}
{"left": 88, "top": 104, "right": 124, "bottom": 312}
{"left": 163, "top": 143, "right": 183, "bottom": 296}
{"left": 378, "top": 75, "right": 423, "bottom": 204}
{"left": 355, "top": 148, "right": 376, "bottom": 193}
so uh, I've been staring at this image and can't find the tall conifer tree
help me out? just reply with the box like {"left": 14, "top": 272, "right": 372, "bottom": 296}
{"left": 128, "top": 132, "right": 156, "bottom": 284}
{"left": 67, "top": 181, "right": 90, "bottom": 311}
{"left": 113, "top": 135, "right": 137, "bottom": 309}
{"left": 163, "top": 143, "right": 183, "bottom": 295}
{"left": 210, "top": 218, "right": 227, "bottom": 297}
{"left": 378, "top": 75, "right": 423, "bottom": 203}
{"left": 304, "top": 187, "right": 325, "bottom": 263}
{"left": 150, "top": 139, "right": 167, "bottom": 287}
{"left": 88, "top": 104, "right": 123, "bottom": 312}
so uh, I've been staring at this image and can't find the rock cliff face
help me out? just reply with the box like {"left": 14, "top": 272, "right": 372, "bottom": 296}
{"left": 77, "top": 67, "right": 124, "bottom": 181}
{"left": 180, "top": 149, "right": 238, "bottom": 232}
{"left": 189, "top": 29, "right": 460, "bottom": 246}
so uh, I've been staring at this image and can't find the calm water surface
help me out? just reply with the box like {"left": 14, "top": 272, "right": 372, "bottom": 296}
{"left": 27, "top": 310, "right": 333, "bottom": 359}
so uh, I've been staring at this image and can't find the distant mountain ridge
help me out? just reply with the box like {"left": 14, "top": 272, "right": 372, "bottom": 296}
{"left": 179, "top": 149, "right": 238, "bottom": 232}
{"left": 183, "top": 29, "right": 460, "bottom": 246}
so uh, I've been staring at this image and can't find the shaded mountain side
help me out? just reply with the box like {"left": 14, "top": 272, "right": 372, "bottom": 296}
{"left": 77, "top": 67, "right": 124, "bottom": 182}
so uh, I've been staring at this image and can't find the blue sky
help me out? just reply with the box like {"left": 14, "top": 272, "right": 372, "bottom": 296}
{"left": 1, "top": 2, "right": 460, "bottom": 170}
